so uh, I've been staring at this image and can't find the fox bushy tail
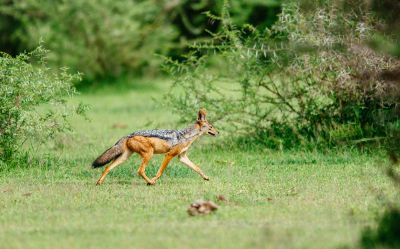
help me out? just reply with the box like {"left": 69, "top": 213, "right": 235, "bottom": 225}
{"left": 92, "top": 140, "right": 124, "bottom": 168}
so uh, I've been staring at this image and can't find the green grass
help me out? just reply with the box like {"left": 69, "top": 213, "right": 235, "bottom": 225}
{"left": 0, "top": 79, "right": 396, "bottom": 249}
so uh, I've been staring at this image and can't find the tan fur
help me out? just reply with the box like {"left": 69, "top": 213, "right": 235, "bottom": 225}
{"left": 94, "top": 109, "right": 218, "bottom": 185}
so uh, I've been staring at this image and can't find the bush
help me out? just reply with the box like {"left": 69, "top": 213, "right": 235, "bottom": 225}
{"left": 0, "top": 0, "right": 178, "bottom": 80}
{"left": 164, "top": 1, "right": 400, "bottom": 149}
{"left": 361, "top": 208, "right": 400, "bottom": 248}
{"left": 359, "top": 158, "right": 400, "bottom": 249}
{"left": 0, "top": 46, "right": 82, "bottom": 165}
{"left": 0, "top": 0, "right": 281, "bottom": 81}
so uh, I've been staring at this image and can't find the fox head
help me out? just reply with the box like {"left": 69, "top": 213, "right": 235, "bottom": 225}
{"left": 196, "top": 108, "right": 219, "bottom": 136}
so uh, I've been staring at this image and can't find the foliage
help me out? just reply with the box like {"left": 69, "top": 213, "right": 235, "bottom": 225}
{"left": 361, "top": 207, "right": 400, "bottom": 248}
{"left": 164, "top": 0, "right": 400, "bottom": 149}
{"left": 0, "top": 0, "right": 281, "bottom": 81}
{"left": 366, "top": 0, "right": 400, "bottom": 57}
{"left": 168, "top": 0, "right": 281, "bottom": 38}
{"left": 0, "top": 0, "right": 178, "bottom": 80}
{"left": 367, "top": 0, "right": 400, "bottom": 162}
{"left": 359, "top": 160, "right": 400, "bottom": 249}
{"left": 0, "top": 46, "right": 82, "bottom": 164}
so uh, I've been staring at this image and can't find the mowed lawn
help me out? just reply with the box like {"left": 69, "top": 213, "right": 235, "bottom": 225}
{"left": 0, "top": 80, "right": 395, "bottom": 249}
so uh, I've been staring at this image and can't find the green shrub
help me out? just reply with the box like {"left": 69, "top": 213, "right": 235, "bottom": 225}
{"left": 361, "top": 208, "right": 400, "bottom": 249}
{"left": 359, "top": 158, "right": 400, "bottom": 249}
{"left": 164, "top": 1, "right": 400, "bottom": 149}
{"left": 0, "top": 46, "right": 82, "bottom": 165}
{"left": 0, "top": 0, "right": 281, "bottom": 81}
{"left": 0, "top": 0, "right": 178, "bottom": 80}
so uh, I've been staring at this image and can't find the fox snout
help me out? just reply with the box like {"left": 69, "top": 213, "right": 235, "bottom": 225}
{"left": 208, "top": 126, "right": 219, "bottom": 136}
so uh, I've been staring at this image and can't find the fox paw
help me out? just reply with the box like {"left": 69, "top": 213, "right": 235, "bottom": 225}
{"left": 147, "top": 180, "right": 156, "bottom": 186}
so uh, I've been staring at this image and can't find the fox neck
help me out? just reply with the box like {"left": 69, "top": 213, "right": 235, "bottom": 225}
{"left": 177, "top": 124, "right": 204, "bottom": 144}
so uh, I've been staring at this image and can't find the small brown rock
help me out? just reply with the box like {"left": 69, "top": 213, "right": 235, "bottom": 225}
{"left": 217, "top": 195, "right": 226, "bottom": 201}
{"left": 187, "top": 200, "right": 218, "bottom": 216}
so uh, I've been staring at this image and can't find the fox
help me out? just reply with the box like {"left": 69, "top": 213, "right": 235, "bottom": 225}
{"left": 92, "top": 108, "right": 219, "bottom": 185}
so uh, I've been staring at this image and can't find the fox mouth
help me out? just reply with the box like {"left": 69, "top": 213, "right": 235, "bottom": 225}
{"left": 208, "top": 131, "right": 217, "bottom": 136}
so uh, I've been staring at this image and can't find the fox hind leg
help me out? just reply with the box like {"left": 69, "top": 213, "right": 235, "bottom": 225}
{"left": 137, "top": 151, "right": 154, "bottom": 185}
{"left": 96, "top": 151, "right": 131, "bottom": 185}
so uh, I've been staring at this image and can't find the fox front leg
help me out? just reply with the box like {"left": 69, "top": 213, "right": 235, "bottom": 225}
{"left": 178, "top": 153, "right": 209, "bottom": 181}
{"left": 150, "top": 154, "right": 174, "bottom": 184}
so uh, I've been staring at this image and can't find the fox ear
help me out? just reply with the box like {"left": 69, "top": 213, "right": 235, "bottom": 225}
{"left": 197, "top": 108, "right": 207, "bottom": 121}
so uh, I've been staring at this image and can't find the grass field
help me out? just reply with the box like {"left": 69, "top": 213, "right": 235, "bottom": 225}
{"left": 0, "top": 79, "right": 395, "bottom": 249}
